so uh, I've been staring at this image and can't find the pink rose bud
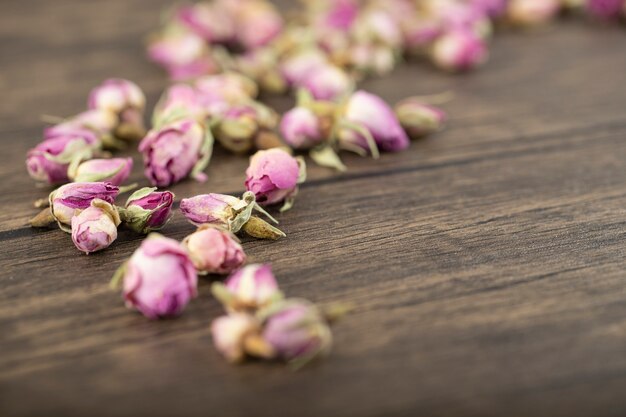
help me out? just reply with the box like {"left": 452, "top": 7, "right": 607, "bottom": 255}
{"left": 339, "top": 90, "right": 409, "bottom": 154}
{"left": 180, "top": 193, "right": 242, "bottom": 227}
{"left": 300, "top": 64, "right": 352, "bottom": 101}
{"left": 88, "top": 78, "right": 146, "bottom": 140}
{"left": 280, "top": 106, "right": 324, "bottom": 150}
{"left": 71, "top": 199, "right": 121, "bottom": 254}
{"left": 211, "top": 313, "right": 260, "bottom": 363}
{"left": 176, "top": 2, "right": 235, "bottom": 43}
{"left": 245, "top": 148, "right": 305, "bottom": 210}
{"left": 49, "top": 182, "right": 120, "bottom": 231}
{"left": 45, "top": 109, "right": 118, "bottom": 139}
{"left": 350, "top": 44, "right": 396, "bottom": 76}
{"left": 507, "top": 0, "right": 561, "bottom": 26}
{"left": 281, "top": 49, "right": 329, "bottom": 86}
{"left": 26, "top": 127, "right": 101, "bottom": 184}
{"left": 353, "top": 10, "right": 403, "bottom": 48}
{"left": 121, "top": 187, "right": 175, "bottom": 234}
{"left": 69, "top": 157, "right": 133, "bottom": 185}
{"left": 214, "top": 263, "right": 283, "bottom": 310}
{"left": 113, "top": 234, "right": 198, "bottom": 320}
{"left": 585, "top": 0, "right": 624, "bottom": 19}
{"left": 261, "top": 299, "right": 332, "bottom": 364}
{"left": 139, "top": 118, "right": 213, "bottom": 187}
{"left": 148, "top": 29, "right": 218, "bottom": 81}
{"left": 195, "top": 72, "right": 259, "bottom": 106}
{"left": 394, "top": 99, "right": 447, "bottom": 139}
{"left": 212, "top": 103, "right": 278, "bottom": 154}
{"left": 153, "top": 84, "right": 205, "bottom": 126}
{"left": 471, "top": 0, "right": 508, "bottom": 18}
{"left": 431, "top": 29, "right": 489, "bottom": 72}
{"left": 233, "top": 1, "right": 283, "bottom": 50}
{"left": 182, "top": 225, "right": 246, "bottom": 275}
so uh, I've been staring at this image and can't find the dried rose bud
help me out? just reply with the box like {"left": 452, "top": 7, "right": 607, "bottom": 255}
{"left": 45, "top": 109, "right": 118, "bottom": 139}
{"left": 300, "top": 64, "right": 353, "bottom": 101}
{"left": 280, "top": 106, "right": 324, "bottom": 150}
{"left": 350, "top": 44, "right": 396, "bottom": 76}
{"left": 176, "top": 2, "right": 235, "bottom": 43}
{"left": 148, "top": 28, "right": 218, "bottom": 81}
{"left": 352, "top": 9, "right": 403, "bottom": 48}
{"left": 49, "top": 182, "right": 120, "bottom": 231}
{"left": 69, "top": 157, "right": 133, "bottom": 185}
{"left": 394, "top": 99, "right": 447, "bottom": 139}
{"left": 585, "top": 0, "right": 624, "bottom": 19}
{"left": 111, "top": 234, "right": 198, "bottom": 320}
{"left": 195, "top": 72, "right": 258, "bottom": 104}
{"left": 120, "top": 187, "right": 175, "bottom": 234}
{"left": 26, "top": 127, "right": 101, "bottom": 184}
{"left": 281, "top": 49, "right": 329, "bottom": 87}
{"left": 471, "top": 0, "right": 509, "bottom": 18}
{"left": 260, "top": 299, "right": 332, "bottom": 365}
{"left": 71, "top": 199, "right": 121, "bottom": 254}
{"left": 212, "top": 264, "right": 283, "bottom": 311}
{"left": 402, "top": 17, "right": 443, "bottom": 52}
{"left": 507, "top": 0, "right": 561, "bottom": 26}
{"left": 182, "top": 225, "right": 246, "bottom": 275}
{"left": 139, "top": 118, "right": 213, "bottom": 187}
{"left": 245, "top": 148, "right": 306, "bottom": 210}
{"left": 153, "top": 84, "right": 205, "bottom": 126}
{"left": 313, "top": 0, "right": 359, "bottom": 30}
{"left": 212, "top": 103, "right": 278, "bottom": 154}
{"left": 211, "top": 313, "right": 263, "bottom": 363}
{"left": 180, "top": 192, "right": 285, "bottom": 240}
{"left": 338, "top": 90, "right": 409, "bottom": 155}
{"left": 431, "top": 29, "right": 489, "bottom": 72}
{"left": 232, "top": 0, "right": 283, "bottom": 50}
{"left": 88, "top": 78, "right": 146, "bottom": 140}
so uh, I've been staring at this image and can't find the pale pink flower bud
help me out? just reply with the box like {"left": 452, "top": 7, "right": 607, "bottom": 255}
{"left": 507, "top": 0, "right": 561, "bottom": 26}
{"left": 116, "top": 234, "right": 198, "bottom": 319}
{"left": 233, "top": 1, "right": 283, "bottom": 50}
{"left": 431, "top": 29, "right": 489, "bottom": 72}
{"left": 153, "top": 84, "right": 205, "bottom": 125}
{"left": 213, "top": 103, "right": 278, "bottom": 154}
{"left": 340, "top": 90, "right": 409, "bottom": 153}
{"left": 26, "top": 127, "right": 101, "bottom": 184}
{"left": 300, "top": 64, "right": 352, "bottom": 101}
{"left": 350, "top": 44, "right": 396, "bottom": 76}
{"left": 49, "top": 182, "right": 120, "bottom": 230}
{"left": 88, "top": 79, "right": 146, "bottom": 140}
{"left": 353, "top": 10, "right": 403, "bottom": 48}
{"left": 195, "top": 72, "right": 258, "bottom": 105}
{"left": 180, "top": 193, "right": 241, "bottom": 227}
{"left": 45, "top": 109, "right": 118, "bottom": 139}
{"left": 315, "top": 0, "right": 359, "bottom": 30}
{"left": 211, "top": 313, "right": 259, "bottom": 363}
{"left": 71, "top": 199, "right": 121, "bottom": 254}
{"left": 261, "top": 299, "right": 332, "bottom": 363}
{"left": 281, "top": 49, "right": 329, "bottom": 86}
{"left": 394, "top": 99, "right": 447, "bottom": 139}
{"left": 176, "top": 3, "right": 235, "bottom": 43}
{"left": 280, "top": 107, "right": 324, "bottom": 150}
{"left": 121, "top": 187, "right": 175, "bottom": 234}
{"left": 245, "top": 149, "right": 304, "bottom": 207}
{"left": 70, "top": 157, "right": 133, "bottom": 185}
{"left": 212, "top": 264, "right": 282, "bottom": 311}
{"left": 585, "top": 0, "right": 624, "bottom": 19}
{"left": 139, "top": 118, "right": 212, "bottom": 187}
{"left": 182, "top": 225, "right": 246, "bottom": 275}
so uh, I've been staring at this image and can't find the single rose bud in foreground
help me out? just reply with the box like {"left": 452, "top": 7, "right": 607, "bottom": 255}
{"left": 338, "top": 90, "right": 409, "bottom": 155}
{"left": 88, "top": 78, "right": 146, "bottom": 140}
{"left": 69, "top": 157, "right": 133, "bottom": 185}
{"left": 46, "top": 182, "right": 120, "bottom": 231}
{"left": 119, "top": 187, "right": 174, "bottom": 234}
{"left": 431, "top": 29, "right": 489, "bottom": 72}
{"left": 212, "top": 264, "right": 283, "bottom": 311}
{"left": 111, "top": 234, "right": 198, "bottom": 320}
{"left": 394, "top": 99, "right": 447, "bottom": 139}
{"left": 585, "top": 0, "right": 624, "bottom": 19}
{"left": 245, "top": 148, "right": 306, "bottom": 211}
{"left": 26, "top": 127, "right": 101, "bottom": 184}
{"left": 71, "top": 199, "right": 121, "bottom": 254}
{"left": 280, "top": 106, "right": 324, "bottom": 150}
{"left": 139, "top": 118, "right": 213, "bottom": 187}
{"left": 506, "top": 0, "right": 561, "bottom": 26}
{"left": 182, "top": 225, "right": 246, "bottom": 275}
{"left": 260, "top": 299, "right": 333, "bottom": 366}
{"left": 211, "top": 313, "right": 268, "bottom": 363}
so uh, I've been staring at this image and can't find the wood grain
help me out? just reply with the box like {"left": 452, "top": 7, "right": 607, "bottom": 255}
{"left": 1, "top": 2, "right": 626, "bottom": 417}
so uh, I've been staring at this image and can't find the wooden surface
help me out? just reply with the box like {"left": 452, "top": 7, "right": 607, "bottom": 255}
{"left": 1, "top": 1, "right": 626, "bottom": 416}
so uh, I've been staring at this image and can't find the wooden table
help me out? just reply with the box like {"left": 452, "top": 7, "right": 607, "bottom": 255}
{"left": 2, "top": 2, "right": 626, "bottom": 416}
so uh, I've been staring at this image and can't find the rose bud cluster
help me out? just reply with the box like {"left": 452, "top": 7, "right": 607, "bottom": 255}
{"left": 210, "top": 264, "right": 345, "bottom": 368}
{"left": 111, "top": 234, "right": 198, "bottom": 319}
{"left": 118, "top": 187, "right": 175, "bottom": 234}
{"left": 182, "top": 225, "right": 246, "bottom": 275}
{"left": 180, "top": 191, "right": 285, "bottom": 240}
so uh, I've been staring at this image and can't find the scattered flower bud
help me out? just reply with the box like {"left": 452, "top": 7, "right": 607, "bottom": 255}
{"left": 301, "top": 64, "right": 353, "bottom": 101}
{"left": 212, "top": 103, "right": 278, "bottom": 154}
{"left": 507, "top": 0, "right": 562, "bottom": 26}
{"left": 211, "top": 313, "right": 264, "bottom": 363}
{"left": 69, "top": 157, "right": 133, "bottom": 185}
{"left": 394, "top": 99, "right": 447, "bottom": 139}
{"left": 281, "top": 49, "right": 329, "bottom": 87}
{"left": 585, "top": 0, "right": 624, "bottom": 19}
{"left": 280, "top": 106, "right": 324, "bottom": 150}
{"left": 71, "top": 199, "right": 121, "bottom": 254}
{"left": 182, "top": 225, "right": 246, "bottom": 275}
{"left": 339, "top": 90, "right": 409, "bottom": 154}
{"left": 260, "top": 299, "right": 333, "bottom": 365}
{"left": 120, "top": 187, "right": 175, "bottom": 234}
{"left": 233, "top": 0, "right": 284, "bottom": 50}
{"left": 45, "top": 109, "right": 118, "bottom": 139}
{"left": 353, "top": 9, "right": 403, "bottom": 48}
{"left": 235, "top": 48, "right": 288, "bottom": 94}
{"left": 88, "top": 78, "right": 146, "bottom": 140}
{"left": 111, "top": 234, "right": 198, "bottom": 320}
{"left": 49, "top": 182, "right": 120, "bottom": 231}
{"left": 26, "top": 127, "right": 101, "bottom": 184}
{"left": 139, "top": 118, "right": 213, "bottom": 187}
{"left": 153, "top": 84, "right": 205, "bottom": 126}
{"left": 431, "top": 29, "right": 489, "bottom": 72}
{"left": 212, "top": 264, "right": 283, "bottom": 311}
{"left": 176, "top": 2, "right": 235, "bottom": 43}
{"left": 245, "top": 148, "right": 306, "bottom": 210}
{"left": 195, "top": 72, "right": 259, "bottom": 105}
{"left": 350, "top": 44, "right": 397, "bottom": 76}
